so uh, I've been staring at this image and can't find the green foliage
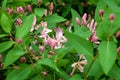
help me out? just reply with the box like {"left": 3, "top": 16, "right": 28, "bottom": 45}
{"left": 0, "top": 41, "right": 14, "bottom": 53}
{"left": 4, "top": 46, "right": 26, "bottom": 68}
{"left": 6, "top": 65, "right": 32, "bottom": 80}
{"left": 65, "top": 31, "right": 93, "bottom": 60}
{"left": 34, "top": 8, "right": 45, "bottom": 17}
{"left": 0, "top": 0, "right": 120, "bottom": 80}
{"left": 98, "top": 41, "right": 117, "bottom": 74}
{"left": 69, "top": 74, "right": 82, "bottom": 80}
{"left": 16, "top": 14, "right": 34, "bottom": 39}
{"left": 44, "top": 14, "right": 66, "bottom": 28}
{"left": 1, "top": 13, "right": 12, "bottom": 33}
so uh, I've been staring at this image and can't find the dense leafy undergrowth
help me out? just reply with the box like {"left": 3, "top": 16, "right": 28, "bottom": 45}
{"left": 0, "top": 0, "right": 120, "bottom": 80}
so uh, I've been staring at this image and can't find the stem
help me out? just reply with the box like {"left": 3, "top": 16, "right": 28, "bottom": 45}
{"left": 84, "top": 54, "right": 98, "bottom": 80}
{"left": 107, "top": 22, "right": 113, "bottom": 40}
{"left": 54, "top": 72, "right": 55, "bottom": 80}
{"left": 26, "top": 47, "right": 42, "bottom": 80}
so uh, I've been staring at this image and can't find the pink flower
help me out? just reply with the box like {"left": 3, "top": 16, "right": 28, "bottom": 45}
{"left": 16, "top": 18, "right": 22, "bottom": 25}
{"left": 89, "top": 31, "right": 99, "bottom": 44}
{"left": 82, "top": 13, "right": 87, "bottom": 26}
{"left": 89, "top": 19, "right": 94, "bottom": 31}
{"left": 117, "top": 47, "right": 120, "bottom": 53}
{"left": 27, "top": 5, "right": 32, "bottom": 13}
{"left": 39, "top": 46, "right": 44, "bottom": 53}
{"left": 71, "top": 54, "right": 87, "bottom": 73}
{"left": 40, "top": 28, "right": 52, "bottom": 39}
{"left": 6, "top": 8, "right": 14, "bottom": 14}
{"left": 54, "top": 27, "right": 67, "bottom": 49}
{"left": 48, "top": 37, "right": 57, "bottom": 49}
{"left": 115, "top": 32, "right": 120, "bottom": 38}
{"left": 16, "top": 6, "right": 24, "bottom": 14}
{"left": 49, "top": 2, "right": 54, "bottom": 14}
{"left": 109, "top": 13, "right": 115, "bottom": 22}
{"left": 54, "top": 27, "right": 67, "bottom": 42}
{"left": 76, "top": 17, "right": 80, "bottom": 26}
{"left": 17, "top": 38, "right": 22, "bottom": 44}
{"left": 99, "top": 9, "right": 104, "bottom": 17}
{"left": 30, "top": 16, "right": 37, "bottom": 32}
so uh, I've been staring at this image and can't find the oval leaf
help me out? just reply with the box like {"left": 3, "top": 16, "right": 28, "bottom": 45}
{"left": 98, "top": 41, "right": 117, "bottom": 74}
{"left": 65, "top": 31, "right": 94, "bottom": 60}
{"left": 1, "top": 13, "right": 11, "bottom": 33}
{"left": 38, "top": 58, "right": 56, "bottom": 70}
{"left": 34, "top": 8, "right": 45, "bottom": 17}
{"left": 0, "top": 41, "right": 14, "bottom": 53}
{"left": 44, "top": 14, "right": 66, "bottom": 28}
{"left": 16, "top": 14, "right": 34, "bottom": 39}
{"left": 4, "top": 46, "right": 26, "bottom": 68}
{"left": 6, "top": 66, "right": 31, "bottom": 80}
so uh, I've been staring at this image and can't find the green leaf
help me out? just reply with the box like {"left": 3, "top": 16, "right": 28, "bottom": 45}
{"left": 98, "top": 41, "right": 117, "bottom": 74}
{"left": 55, "top": 47, "right": 73, "bottom": 59}
{"left": 2, "top": 0, "right": 7, "bottom": 12}
{"left": 38, "top": 58, "right": 56, "bottom": 70}
{"left": 38, "top": 58, "right": 69, "bottom": 79}
{"left": 44, "top": 14, "right": 66, "bottom": 28}
{"left": 88, "top": 58, "right": 103, "bottom": 78}
{"left": 56, "top": 59, "right": 69, "bottom": 67}
{"left": 34, "top": 8, "right": 45, "bottom": 17}
{"left": 7, "top": 1, "right": 25, "bottom": 7}
{"left": 6, "top": 66, "right": 31, "bottom": 80}
{"left": 31, "top": 44, "right": 40, "bottom": 55}
{"left": 95, "top": 0, "right": 106, "bottom": 22}
{"left": 104, "top": 0, "right": 120, "bottom": 13}
{"left": 4, "top": 46, "right": 26, "bottom": 68}
{"left": 16, "top": 14, "right": 34, "bottom": 39}
{"left": 74, "top": 26, "right": 91, "bottom": 39}
{"left": 108, "top": 65, "right": 120, "bottom": 80}
{"left": 0, "top": 34, "right": 8, "bottom": 38}
{"left": 1, "top": 13, "right": 11, "bottom": 33}
{"left": 62, "top": 5, "right": 71, "bottom": 17}
{"left": 69, "top": 74, "right": 82, "bottom": 80}
{"left": 65, "top": 31, "right": 93, "bottom": 61}
{"left": 71, "top": 8, "right": 81, "bottom": 31}
{"left": 0, "top": 41, "right": 14, "bottom": 53}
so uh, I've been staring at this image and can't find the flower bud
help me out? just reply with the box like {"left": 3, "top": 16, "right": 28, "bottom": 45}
{"left": 82, "top": 13, "right": 87, "bottom": 26}
{"left": 49, "top": 2, "right": 54, "bottom": 14}
{"left": 115, "top": 32, "right": 120, "bottom": 38}
{"left": 117, "top": 47, "right": 120, "bottom": 53}
{"left": 69, "top": 72, "right": 73, "bottom": 77}
{"left": 0, "top": 63, "right": 4, "bottom": 68}
{"left": 16, "top": 6, "right": 24, "bottom": 14}
{"left": 20, "top": 56, "right": 26, "bottom": 63}
{"left": 17, "top": 38, "right": 22, "bottom": 44}
{"left": 49, "top": 51, "right": 54, "bottom": 55}
{"left": 16, "top": 18, "right": 22, "bottom": 25}
{"left": 76, "top": 17, "right": 80, "bottom": 26}
{"left": 6, "top": 8, "right": 14, "bottom": 14}
{"left": 99, "top": 9, "right": 104, "bottom": 17}
{"left": 48, "top": 37, "right": 57, "bottom": 49}
{"left": 39, "top": 46, "right": 44, "bottom": 53}
{"left": 27, "top": 5, "right": 32, "bottom": 13}
{"left": 109, "top": 13, "right": 115, "bottom": 22}
{"left": 0, "top": 54, "right": 2, "bottom": 60}
{"left": 42, "top": 71, "right": 48, "bottom": 76}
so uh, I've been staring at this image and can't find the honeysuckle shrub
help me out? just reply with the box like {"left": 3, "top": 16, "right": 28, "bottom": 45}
{"left": 0, "top": 0, "right": 120, "bottom": 80}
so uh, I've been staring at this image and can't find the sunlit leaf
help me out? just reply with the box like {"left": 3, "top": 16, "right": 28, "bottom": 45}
{"left": 98, "top": 41, "right": 117, "bottom": 74}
